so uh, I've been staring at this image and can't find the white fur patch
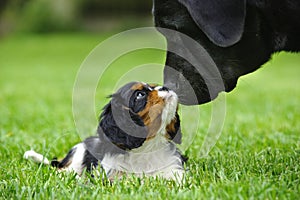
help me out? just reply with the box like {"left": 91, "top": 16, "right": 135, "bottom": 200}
{"left": 101, "top": 135, "right": 184, "bottom": 180}
{"left": 24, "top": 150, "right": 50, "bottom": 165}
{"left": 59, "top": 143, "right": 86, "bottom": 175}
{"left": 156, "top": 87, "right": 178, "bottom": 134}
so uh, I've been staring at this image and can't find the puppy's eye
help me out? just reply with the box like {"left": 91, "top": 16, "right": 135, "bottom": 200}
{"left": 136, "top": 91, "right": 146, "bottom": 100}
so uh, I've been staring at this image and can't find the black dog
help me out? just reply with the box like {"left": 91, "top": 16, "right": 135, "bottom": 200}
{"left": 153, "top": 0, "right": 300, "bottom": 105}
{"left": 24, "top": 82, "right": 185, "bottom": 181}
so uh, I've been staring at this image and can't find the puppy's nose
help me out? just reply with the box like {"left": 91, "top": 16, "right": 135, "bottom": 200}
{"left": 159, "top": 86, "right": 169, "bottom": 92}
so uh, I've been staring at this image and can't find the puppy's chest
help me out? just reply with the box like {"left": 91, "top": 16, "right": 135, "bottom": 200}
{"left": 101, "top": 138, "right": 182, "bottom": 176}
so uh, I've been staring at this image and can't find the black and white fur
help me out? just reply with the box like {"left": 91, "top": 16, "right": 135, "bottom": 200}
{"left": 24, "top": 82, "right": 186, "bottom": 181}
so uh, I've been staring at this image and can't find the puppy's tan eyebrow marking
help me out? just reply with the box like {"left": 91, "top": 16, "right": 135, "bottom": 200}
{"left": 131, "top": 83, "right": 158, "bottom": 91}
{"left": 148, "top": 83, "right": 158, "bottom": 88}
{"left": 131, "top": 83, "right": 145, "bottom": 91}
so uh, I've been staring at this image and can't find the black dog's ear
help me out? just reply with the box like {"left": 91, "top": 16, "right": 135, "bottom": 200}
{"left": 178, "top": 0, "right": 246, "bottom": 47}
{"left": 166, "top": 112, "right": 182, "bottom": 144}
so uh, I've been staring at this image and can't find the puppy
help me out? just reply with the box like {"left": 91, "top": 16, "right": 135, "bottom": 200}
{"left": 24, "top": 82, "right": 186, "bottom": 181}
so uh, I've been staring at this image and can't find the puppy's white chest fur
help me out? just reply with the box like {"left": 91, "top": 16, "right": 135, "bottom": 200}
{"left": 101, "top": 135, "right": 183, "bottom": 180}
{"left": 157, "top": 88, "right": 178, "bottom": 132}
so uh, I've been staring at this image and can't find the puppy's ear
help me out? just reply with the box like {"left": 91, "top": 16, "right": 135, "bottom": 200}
{"left": 178, "top": 0, "right": 246, "bottom": 47}
{"left": 166, "top": 112, "right": 182, "bottom": 144}
{"left": 98, "top": 100, "right": 147, "bottom": 150}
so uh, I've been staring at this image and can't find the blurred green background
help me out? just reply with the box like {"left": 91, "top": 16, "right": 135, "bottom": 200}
{"left": 0, "top": 1, "right": 300, "bottom": 199}
{"left": 0, "top": 0, "right": 152, "bottom": 35}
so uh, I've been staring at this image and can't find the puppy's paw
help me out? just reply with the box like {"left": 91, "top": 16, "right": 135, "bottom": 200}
{"left": 24, "top": 150, "right": 50, "bottom": 165}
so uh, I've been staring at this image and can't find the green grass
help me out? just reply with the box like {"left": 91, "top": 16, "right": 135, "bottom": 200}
{"left": 0, "top": 33, "right": 299, "bottom": 199}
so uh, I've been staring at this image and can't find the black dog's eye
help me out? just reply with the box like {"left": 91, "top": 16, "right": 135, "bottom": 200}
{"left": 136, "top": 91, "right": 146, "bottom": 100}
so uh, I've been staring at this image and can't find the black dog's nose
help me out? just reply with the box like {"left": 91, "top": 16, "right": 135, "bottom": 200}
{"left": 159, "top": 86, "right": 169, "bottom": 92}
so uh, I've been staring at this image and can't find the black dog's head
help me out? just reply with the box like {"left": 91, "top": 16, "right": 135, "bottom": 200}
{"left": 97, "top": 82, "right": 182, "bottom": 151}
{"left": 154, "top": 0, "right": 300, "bottom": 105}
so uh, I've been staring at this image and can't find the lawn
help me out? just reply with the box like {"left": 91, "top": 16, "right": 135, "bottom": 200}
{"left": 0, "top": 33, "right": 299, "bottom": 199}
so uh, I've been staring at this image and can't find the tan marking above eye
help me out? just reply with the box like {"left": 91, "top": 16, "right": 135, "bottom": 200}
{"left": 130, "top": 83, "right": 145, "bottom": 91}
{"left": 148, "top": 83, "right": 158, "bottom": 89}
{"left": 130, "top": 82, "right": 158, "bottom": 92}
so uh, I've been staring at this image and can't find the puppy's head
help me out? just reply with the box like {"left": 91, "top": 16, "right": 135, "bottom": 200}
{"left": 98, "top": 82, "right": 182, "bottom": 151}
